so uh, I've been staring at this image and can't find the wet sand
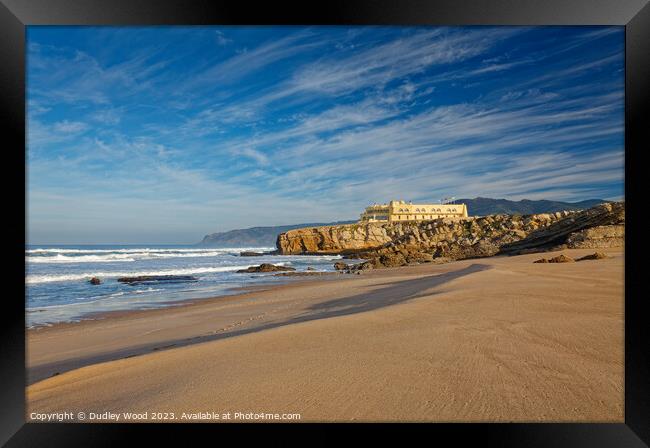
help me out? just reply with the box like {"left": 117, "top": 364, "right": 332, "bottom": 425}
{"left": 27, "top": 248, "right": 624, "bottom": 422}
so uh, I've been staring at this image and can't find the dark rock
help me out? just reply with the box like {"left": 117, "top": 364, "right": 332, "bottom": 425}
{"left": 117, "top": 275, "right": 198, "bottom": 284}
{"left": 333, "top": 261, "right": 349, "bottom": 270}
{"left": 240, "top": 251, "right": 264, "bottom": 257}
{"left": 347, "top": 261, "right": 375, "bottom": 273}
{"left": 576, "top": 252, "right": 608, "bottom": 261}
{"left": 547, "top": 254, "right": 575, "bottom": 263}
{"left": 306, "top": 266, "right": 315, "bottom": 271}
{"left": 88, "top": 277, "right": 102, "bottom": 285}
{"left": 236, "top": 263, "right": 295, "bottom": 273}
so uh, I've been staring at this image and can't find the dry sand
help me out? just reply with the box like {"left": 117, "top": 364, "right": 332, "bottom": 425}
{"left": 27, "top": 249, "right": 624, "bottom": 422}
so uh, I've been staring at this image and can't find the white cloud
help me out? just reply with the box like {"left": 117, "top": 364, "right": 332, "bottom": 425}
{"left": 214, "top": 30, "right": 232, "bottom": 46}
{"left": 53, "top": 120, "right": 87, "bottom": 133}
{"left": 90, "top": 109, "right": 121, "bottom": 125}
{"left": 234, "top": 147, "right": 270, "bottom": 166}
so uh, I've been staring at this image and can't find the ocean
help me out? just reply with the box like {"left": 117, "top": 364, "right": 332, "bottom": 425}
{"left": 26, "top": 245, "right": 343, "bottom": 328}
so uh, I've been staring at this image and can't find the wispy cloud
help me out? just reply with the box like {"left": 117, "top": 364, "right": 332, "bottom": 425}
{"left": 26, "top": 26, "right": 624, "bottom": 243}
{"left": 214, "top": 30, "right": 232, "bottom": 46}
{"left": 52, "top": 120, "right": 88, "bottom": 133}
{"left": 181, "top": 30, "right": 322, "bottom": 92}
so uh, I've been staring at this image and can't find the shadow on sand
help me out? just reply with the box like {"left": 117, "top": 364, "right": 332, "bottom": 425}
{"left": 30, "top": 263, "right": 488, "bottom": 384}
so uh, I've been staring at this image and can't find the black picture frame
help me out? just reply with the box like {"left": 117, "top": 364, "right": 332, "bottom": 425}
{"left": 1, "top": 0, "right": 647, "bottom": 445}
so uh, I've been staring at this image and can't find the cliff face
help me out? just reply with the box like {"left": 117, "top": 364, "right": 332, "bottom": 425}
{"left": 276, "top": 202, "right": 624, "bottom": 266}
{"left": 275, "top": 223, "right": 397, "bottom": 255}
{"left": 276, "top": 210, "right": 574, "bottom": 256}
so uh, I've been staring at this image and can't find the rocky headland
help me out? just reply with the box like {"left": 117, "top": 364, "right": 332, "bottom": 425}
{"left": 276, "top": 202, "right": 624, "bottom": 271}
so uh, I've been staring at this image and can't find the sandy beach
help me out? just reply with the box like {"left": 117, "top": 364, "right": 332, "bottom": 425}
{"left": 27, "top": 248, "right": 624, "bottom": 422}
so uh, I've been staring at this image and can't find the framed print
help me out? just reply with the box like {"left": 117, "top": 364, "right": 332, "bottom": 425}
{"left": 1, "top": 0, "right": 648, "bottom": 446}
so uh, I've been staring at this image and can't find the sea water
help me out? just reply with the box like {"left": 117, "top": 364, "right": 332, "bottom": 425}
{"left": 26, "top": 245, "right": 342, "bottom": 327}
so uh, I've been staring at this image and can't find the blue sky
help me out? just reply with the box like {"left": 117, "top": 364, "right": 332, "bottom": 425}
{"left": 27, "top": 26, "right": 624, "bottom": 244}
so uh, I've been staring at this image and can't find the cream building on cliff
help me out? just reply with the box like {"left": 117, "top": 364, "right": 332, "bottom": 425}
{"left": 359, "top": 200, "right": 469, "bottom": 223}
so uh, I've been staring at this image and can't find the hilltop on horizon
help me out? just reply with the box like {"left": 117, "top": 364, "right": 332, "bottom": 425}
{"left": 457, "top": 197, "right": 606, "bottom": 216}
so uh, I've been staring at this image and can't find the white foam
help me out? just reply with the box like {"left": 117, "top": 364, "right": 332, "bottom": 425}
{"left": 131, "top": 288, "right": 164, "bottom": 294}
{"left": 27, "top": 253, "right": 137, "bottom": 263}
{"left": 26, "top": 263, "right": 289, "bottom": 285}
{"left": 26, "top": 250, "right": 259, "bottom": 264}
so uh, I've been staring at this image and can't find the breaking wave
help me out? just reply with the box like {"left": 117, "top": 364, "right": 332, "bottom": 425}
{"left": 26, "top": 263, "right": 289, "bottom": 284}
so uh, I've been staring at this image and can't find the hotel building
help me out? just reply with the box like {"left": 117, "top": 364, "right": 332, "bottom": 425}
{"left": 359, "top": 200, "right": 469, "bottom": 223}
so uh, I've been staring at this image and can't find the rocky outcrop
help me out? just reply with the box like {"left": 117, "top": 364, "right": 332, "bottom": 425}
{"left": 333, "top": 261, "right": 349, "bottom": 271}
{"left": 276, "top": 222, "right": 396, "bottom": 255}
{"left": 240, "top": 251, "right": 265, "bottom": 257}
{"left": 576, "top": 252, "right": 608, "bottom": 261}
{"left": 499, "top": 202, "right": 624, "bottom": 254}
{"left": 236, "top": 264, "right": 295, "bottom": 273}
{"left": 564, "top": 225, "right": 624, "bottom": 249}
{"left": 117, "top": 275, "right": 198, "bottom": 284}
{"left": 536, "top": 252, "right": 608, "bottom": 263}
{"left": 88, "top": 277, "right": 102, "bottom": 285}
{"left": 278, "top": 210, "right": 577, "bottom": 257}
{"left": 277, "top": 202, "right": 624, "bottom": 271}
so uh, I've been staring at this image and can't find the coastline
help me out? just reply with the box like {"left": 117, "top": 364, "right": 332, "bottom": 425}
{"left": 28, "top": 248, "right": 624, "bottom": 422}
{"left": 27, "top": 273, "right": 341, "bottom": 331}
{"left": 27, "top": 273, "right": 349, "bottom": 384}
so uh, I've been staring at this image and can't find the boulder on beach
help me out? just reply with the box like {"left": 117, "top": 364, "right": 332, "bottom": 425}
{"left": 236, "top": 263, "right": 295, "bottom": 273}
{"left": 88, "top": 277, "right": 102, "bottom": 285}
{"left": 117, "top": 275, "right": 198, "bottom": 284}
{"left": 576, "top": 252, "right": 608, "bottom": 261}
{"left": 534, "top": 254, "right": 575, "bottom": 263}
{"left": 240, "top": 251, "right": 264, "bottom": 257}
{"left": 347, "top": 261, "right": 375, "bottom": 273}
{"left": 333, "top": 261, "right": 349, "bottom": 271}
